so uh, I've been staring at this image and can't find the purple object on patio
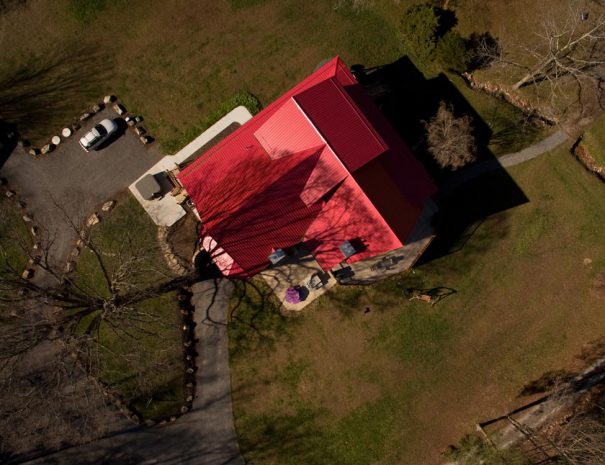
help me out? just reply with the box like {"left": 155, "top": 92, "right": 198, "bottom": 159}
{"left": 285, "top": 287, "right": 301, "bottom": 304}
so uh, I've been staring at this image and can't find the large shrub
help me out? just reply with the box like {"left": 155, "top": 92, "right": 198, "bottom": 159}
{"left": 400, "top": 4, "right": 440, "bottom": 63}
{"left": 436, "top": 30, "right": 472, "bottom": 73}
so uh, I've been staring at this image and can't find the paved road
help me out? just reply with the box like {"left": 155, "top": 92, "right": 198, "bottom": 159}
{"left": 24, "top": 279, "right": 243, "bottom": 465}
{"left": 0, "top": 109, "right": 163, "bottom": 265}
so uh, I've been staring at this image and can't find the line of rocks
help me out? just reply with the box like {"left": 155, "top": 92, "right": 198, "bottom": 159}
{"left": 157, "top": 226, "right": 191, "bottom": 276}
{"left": 571, "top": 136, "right": 605, "bottom": 182}
{"left": 63, "top": 201, "right": 197, "bottom": 426}
{"left": 22, "top": 95, "right": 154, "bottom": 158}
{"left": 461, "top": 72, "right": 559, "bottom": 126}
{"left": 2, "top": 177, "right": 42, "bottom": 280}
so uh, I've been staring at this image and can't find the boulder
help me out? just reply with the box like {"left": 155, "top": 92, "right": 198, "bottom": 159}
{"left": 140, "top": 135, "right": 153, "bottom": 144}
{"left": 86, "top": 213, "right": 101, "bottom": 226}
{"left": 41, "top": 144, "right": 54, "bottom": 155}
{"left": 21, "top": 269, "right": 34, "bottom": 279}
{"left": 5, "top": 190, "right": 15, "bottom": 198}
{"left": 79, "top": 112, "right": 92, "bottom": 121}
{"left": 91, "top": 104, "right": 102, "bottom": 113}
{"left": 113, "top": 103, "right": 126, "bottom": 115}
{"left": 51, "top": 136, "right": 61, "bottom": 145}
{"left": 22, "top": 214, "right": 33, "bottom": 222}
{"left": 101, "top": 200, "right": 116, "bottom": 212}
{"left": 61, "top": 127, "right": 72, "bottom": 138}
{"left": 28, "top": 148, "right": 40, "bottom": 157}
{"left": 134, "top": 126, "right": 146, "bottom": 136}
{"left": 103, "top": 95, "right": 116, "bottom": 104}
{"left": 17, "top": 201, "right": 26, "bottom": 208}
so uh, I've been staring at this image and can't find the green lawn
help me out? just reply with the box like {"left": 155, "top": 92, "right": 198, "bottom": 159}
{"left": 581, "top": 113, "right": 605, "bottom": 167}
{"left": 0, "top": 195, "right": 31, "bottom": 275}
{"left": 74, "top": 196, "right": 185, "bottom": 420}
{"left": 0, "top": 0, "right": 546, "bottom": 155}
{"left": 230, "top": 149, "right": 605, "bottom": 465}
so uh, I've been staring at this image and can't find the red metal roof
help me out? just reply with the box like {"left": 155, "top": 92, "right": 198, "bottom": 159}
{"left": 294, "top": 78, "right": 387, "bottom": 172}
{"left": 178, "top": 56, "right": 436, "bottom": 277}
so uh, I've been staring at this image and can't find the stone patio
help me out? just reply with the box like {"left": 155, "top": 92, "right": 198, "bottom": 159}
{"left": 260, "top": 252, "right": 336, "bottom": 312}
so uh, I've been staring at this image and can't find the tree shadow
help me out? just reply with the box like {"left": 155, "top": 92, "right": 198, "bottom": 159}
{"left": 352, "top": 56, "right": 529, "bottom": 265}
{"left": 0, "top": 44, "right": 113, "bottom": 144}
{"left": 0, "top": 120, "right": 18, "bottom": 169}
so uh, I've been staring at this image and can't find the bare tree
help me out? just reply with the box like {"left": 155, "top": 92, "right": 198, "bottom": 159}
{"left": 509, "top": 2, "right": 605, "bottom": 92}
{"left": 553, "top": 405, "right": 605, "bottom": 465}
{"left": 0, "top": 199, "right": 194, "bottom": 458}
{"left": 424, "top": 101, "right": 477, "bottom": 170}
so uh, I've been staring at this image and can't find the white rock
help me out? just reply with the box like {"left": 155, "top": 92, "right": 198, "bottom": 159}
{"left": 51, "top": 136, "right": 61, "bottom": 145}
{"left": 62, "top": 127, "right": 72, "bottom": 138}
{"left": 21, "top": 269, "right": 34, "bottom": 279}
{"left": 101, "top": 200, "right": 116, "bottom": 212}
{"left": 86, "top": 213, "right": 101, "bottom": 226}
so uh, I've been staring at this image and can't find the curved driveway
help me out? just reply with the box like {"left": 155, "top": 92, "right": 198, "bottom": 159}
{"left": 24, "top": 279, "right": 243, "bottom": 465}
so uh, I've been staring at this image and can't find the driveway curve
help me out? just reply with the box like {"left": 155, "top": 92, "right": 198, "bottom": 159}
{"left": 23, "top": 279, "right": 244, "bottom": 465}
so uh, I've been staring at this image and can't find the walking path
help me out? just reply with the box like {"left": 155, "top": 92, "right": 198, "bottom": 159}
{"left": 439, "top": 128, "right": 570, "bottom": 196}
{"left": 24, "top": 279, "right": 243, "bottom": 465}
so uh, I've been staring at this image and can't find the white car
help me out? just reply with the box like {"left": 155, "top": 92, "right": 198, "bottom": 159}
{"left": 79, "top": 119, "right": 118, "bottom": 152}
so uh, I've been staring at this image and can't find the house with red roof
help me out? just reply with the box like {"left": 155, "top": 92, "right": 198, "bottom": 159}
{"left": 178, "top": 57, "right": 437, "bottom": 283}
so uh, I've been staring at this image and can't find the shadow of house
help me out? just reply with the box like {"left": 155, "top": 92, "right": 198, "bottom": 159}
{"left": 354, "top": 56, "right": 529, "bottom": 264}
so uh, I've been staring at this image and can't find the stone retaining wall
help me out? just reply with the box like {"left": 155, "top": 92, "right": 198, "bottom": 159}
{"left": 572, "top": 137, "right": 605, "bottom": 182}
{"left": 461, "top": 72, "right": 558, "bottom": 126}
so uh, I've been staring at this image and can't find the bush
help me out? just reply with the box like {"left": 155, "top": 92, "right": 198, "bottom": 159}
{"left": 436, "top": 30, "right": 472, "bottom": 73}
{"left": 400, "top": 4, "right": 440, "bottom": 63}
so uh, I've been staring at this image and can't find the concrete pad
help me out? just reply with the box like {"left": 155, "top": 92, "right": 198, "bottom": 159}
{"left": 129, "top": 106, "right": 253, "bottom": 227}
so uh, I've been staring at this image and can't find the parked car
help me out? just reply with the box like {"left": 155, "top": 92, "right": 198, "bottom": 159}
{"left": 79, "top": 119, "right": 118, "bottom": 152}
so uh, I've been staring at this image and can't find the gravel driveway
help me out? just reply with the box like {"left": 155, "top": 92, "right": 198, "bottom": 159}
{"left": 0, "top": 109, "right": 164, "bottom": 265}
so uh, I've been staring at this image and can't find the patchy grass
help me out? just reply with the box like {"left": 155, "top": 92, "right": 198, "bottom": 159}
{"left": 0, "top": 195, "right": 31, "bottom": 274}
{"left": 581, "top": 113, "right": 605, "bottom": 166}
{"left": 231, "top": 149, "right": 605, "bottom": 465}
{"left": 74, "top": 196, "right": 184, "bottom": 419}
{"left": 162, "top": 91, "right": 261, "bottom": 154}
{"left": 0, "top": 0, "right": 402, "bottom": 149}
{"left": 448, "top": 73, "right": 550, "bottom": 156}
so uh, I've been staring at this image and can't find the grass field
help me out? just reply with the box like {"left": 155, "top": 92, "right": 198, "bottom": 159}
{"left": 0, "top": 0, "right": 548, "bottom": 154}
{"left": 74, "top": 196, "right": 185, "bottom": 419}
{"left": 580, "top": 113, "right": 605, "bottom": 167}
{"left": 229, "top": 149, "right": 605, "bottom": 465}
{"left": 0, "top": 195, "right": 31, "bottom": 275}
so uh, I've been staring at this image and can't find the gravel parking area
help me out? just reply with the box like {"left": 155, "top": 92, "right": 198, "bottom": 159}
{"left": 0, "top": 109, "right": 164, "bottom": 265}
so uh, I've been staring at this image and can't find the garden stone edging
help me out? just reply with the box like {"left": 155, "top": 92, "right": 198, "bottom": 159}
{"left": 22, "top": 94, "right": 155, "bottom": 157}
{"left": 572, "top": 136, "right": 605, "bottom": 182}
{"left": 63, "top": 200, "right": 198, "bottom": 426}
{"left": 462, "top": 72, "right": 559, "bottom": 126}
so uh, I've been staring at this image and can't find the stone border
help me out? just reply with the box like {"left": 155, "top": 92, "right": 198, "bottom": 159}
{"left": 2, "top": 177, "right": 42, "bottom": 280}
{"left": 461, "top": 72, "right": 559, "bottom": 126}
{"left": 63, "top": 200, "right": 197, "bottom": 426}
{"left": 157, "top": 226, "right": 192, "bottom": 276}
{"left": 571, "top": 136, "right": 605, "bottom": 182}
{"left": 21, "top": 95, "right": 155, "bottom": 158}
